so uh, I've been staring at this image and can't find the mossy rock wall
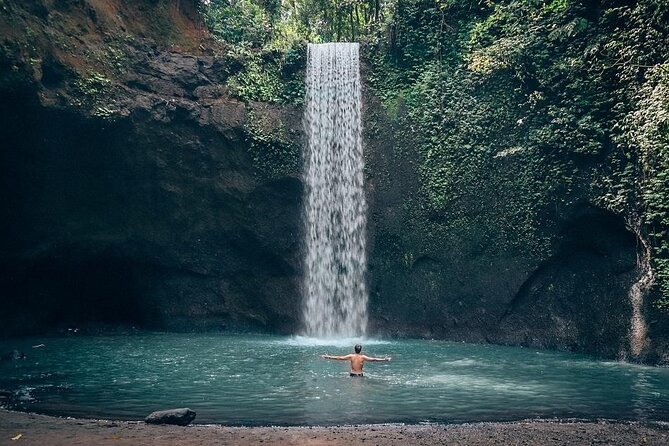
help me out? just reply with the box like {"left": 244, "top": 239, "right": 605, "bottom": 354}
{"left": 1, "top": 0, "right": 668, "bottom": 363}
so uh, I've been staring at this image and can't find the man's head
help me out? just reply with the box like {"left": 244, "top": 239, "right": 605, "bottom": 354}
{"left": 354, "top": 344, "right": 362, "bottom": 354}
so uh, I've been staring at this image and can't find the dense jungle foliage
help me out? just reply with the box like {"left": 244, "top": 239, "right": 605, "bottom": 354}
{"left": 198, "top": 0, "right": 669, "bottom": 309}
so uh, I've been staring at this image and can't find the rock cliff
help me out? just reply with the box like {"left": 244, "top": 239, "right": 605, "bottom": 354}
{"left": 0, "top": 0, "right": 303, "bottom": 334}
{"left": 0, "top": 0, "right": 667, "bottom": 363}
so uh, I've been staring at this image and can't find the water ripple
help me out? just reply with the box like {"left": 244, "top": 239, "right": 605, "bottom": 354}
{"left": 1, "top": 333, "right": 668, "bottom": 425}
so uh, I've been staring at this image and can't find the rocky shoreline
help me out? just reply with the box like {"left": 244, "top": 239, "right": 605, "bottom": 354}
{"left": 1, "top": 410, "right": 668, "bottom": 445}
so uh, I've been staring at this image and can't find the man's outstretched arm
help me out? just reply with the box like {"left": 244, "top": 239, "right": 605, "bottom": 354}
{"left": 321, "top": 354, "right": 352, "bottom": 360}
{"left": 362, "top": 355, "right": 391, "bottom": 361}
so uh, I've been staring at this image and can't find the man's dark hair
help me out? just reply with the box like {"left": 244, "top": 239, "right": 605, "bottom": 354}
{"left": 354, "top": 344, "right": 362, "bottom": 354}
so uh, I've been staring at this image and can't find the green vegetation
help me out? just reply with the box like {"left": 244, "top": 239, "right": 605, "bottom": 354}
{"left": 200, "top": 0, "right": 669, "bottom": 308}
{"left": 223, "top": 44, "right": 305, "bottom": 104}
{"left": 245, "top": 109, "right": 301, "bottom": 178}
{"left": 72, "top": 71, "right": 123, "bottom": 119}
{"left": 200, "top": 0, "right": 307, "bottom": 104}
{"left": 73, "top": 71, "right": 111, "bottom": 103}
{"left": 616, "top": 63, "right": 669, "bottom": 309}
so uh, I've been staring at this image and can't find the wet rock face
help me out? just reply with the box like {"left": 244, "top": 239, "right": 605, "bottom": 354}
{"left": 1, "top": 0, "right": 666, "bottom": 363}
{"left": 362, "top": 91, "right": 652, "bottom": 359}
{"left": 0, "top": 98, "right": 303, "bottom": 334}
{"left": 0, "top": 15, "right": 304, "bottom": 336}
{"left": 493, "top": 207, "right": 638, "bottom": 357}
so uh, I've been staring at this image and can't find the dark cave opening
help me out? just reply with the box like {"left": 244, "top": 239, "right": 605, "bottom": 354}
{"left": 0, "top": 254, "right": 152, "bottom": 335}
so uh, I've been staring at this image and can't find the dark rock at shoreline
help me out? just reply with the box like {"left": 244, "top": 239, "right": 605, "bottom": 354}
{"left": 145, "top": 408, "right": 196, "bottom": 426}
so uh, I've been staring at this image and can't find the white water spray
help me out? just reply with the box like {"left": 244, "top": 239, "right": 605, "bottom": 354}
{"left": 629, "top": 233, "right": 653, "bottom": 357}
{"left": 301, "top": 42, "right": 368, "bottom": 338}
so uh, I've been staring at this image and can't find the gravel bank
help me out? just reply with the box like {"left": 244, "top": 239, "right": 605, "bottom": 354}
{"left": 1, "top": 410, "right": 668, "bottom": 445}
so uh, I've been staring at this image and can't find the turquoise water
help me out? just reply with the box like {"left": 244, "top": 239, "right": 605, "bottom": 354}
{"left": 0, "top": 333, "right": 668, "bottom": 425}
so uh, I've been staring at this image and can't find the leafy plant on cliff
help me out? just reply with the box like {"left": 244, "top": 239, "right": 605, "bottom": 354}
{"left": 245, "top": 109, "right": 301, "bottom": 178}
{"left": 200, "top": 0, "right": 306, "bottom": 105}
{"left": 365, "top": 0, "right": 605, "bottom": 258}
{"left": 614, "top": 64, "right": 669, "bottom": 309}
{"left": 364, "top": 0, "right": 669, "bottom": 309}
{"left": 71, "top": 71, "right": 119, "bottom": 118}
{"left": 200, "top": 0, "right": 669, "bottom": 309}
{"left": 202, "top": 0, "right": 273, "bottom": 48}
{"left": 224, "top": 43, "right": 306, "bottom": 104}
{"left": 592, "top": 2, "right": 669, "bottom": 308}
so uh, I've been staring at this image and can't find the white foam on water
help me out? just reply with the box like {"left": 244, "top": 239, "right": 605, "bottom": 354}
{"left": 423, "top": 374, "right": 544, "bottom": 395}
{"left": 279, "top": 335, "right": 391, "bottom": 348}
{"left": 302, "top": 42, "right": 368, "bottom": 339}
{"left": 599, "top": 360, "right": 659, "bottom": 370}
{"left": 442, "top": 358, "right": 479, "bottom": 367}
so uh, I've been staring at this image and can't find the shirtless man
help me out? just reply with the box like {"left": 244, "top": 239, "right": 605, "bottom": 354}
{"left": 321, "top": 344, "right": 391, "bottom": 377}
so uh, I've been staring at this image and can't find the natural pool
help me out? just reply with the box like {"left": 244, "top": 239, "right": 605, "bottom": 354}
{"left": 0, "top": 333, "right": 668, "bottom": 425}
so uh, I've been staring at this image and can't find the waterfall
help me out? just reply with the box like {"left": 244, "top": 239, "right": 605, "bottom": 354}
{"left": 301, "top": 42, "right": 368, "bottom": 338}
{"left": 629, "top": 271, "right": 651, "bottom": 357}
{"left": 629, "top": 234, "right": 653, "bottom": 357}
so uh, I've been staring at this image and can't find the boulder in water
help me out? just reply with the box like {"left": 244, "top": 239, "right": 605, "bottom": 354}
{"left": 145, "top": 408, "right": 196, "bottom": 426}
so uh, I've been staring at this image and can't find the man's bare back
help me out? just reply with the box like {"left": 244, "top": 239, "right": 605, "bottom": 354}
{"left": 321, "top": 344, "right": 391, "bottom": 376}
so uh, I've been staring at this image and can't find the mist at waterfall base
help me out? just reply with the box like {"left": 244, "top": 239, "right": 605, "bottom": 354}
{"left": 1, "top": 333, "right": 669, "bottom": 425}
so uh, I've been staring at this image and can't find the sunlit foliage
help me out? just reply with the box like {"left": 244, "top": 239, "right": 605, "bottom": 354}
{"left": 199, "top": 0, "right": 669, "bottom": 309}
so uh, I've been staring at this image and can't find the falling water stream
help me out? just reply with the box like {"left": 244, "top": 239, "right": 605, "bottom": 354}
{"left": 302, "top": 43, "right": 368, "bottom": 338}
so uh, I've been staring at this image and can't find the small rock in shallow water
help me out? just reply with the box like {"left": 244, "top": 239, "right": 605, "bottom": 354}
{"left": 145, "top": 408, "right": 196, "bottom": 426}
